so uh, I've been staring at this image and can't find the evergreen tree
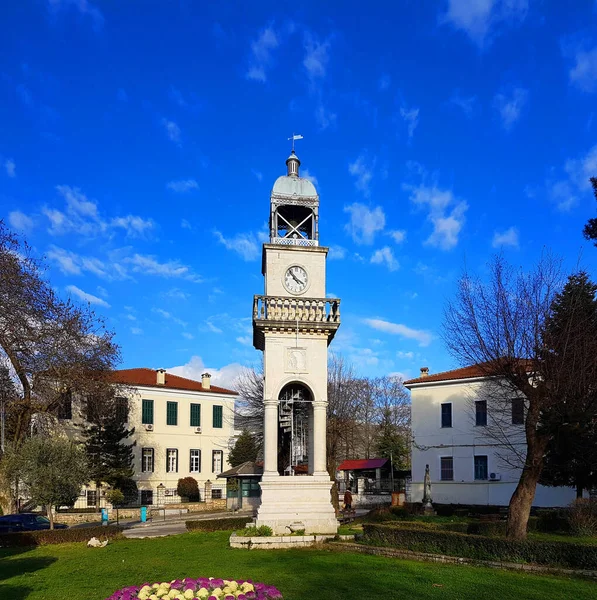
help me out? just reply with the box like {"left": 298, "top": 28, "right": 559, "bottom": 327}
{"left": 540, "top": 272, "right": 597, "bottom": 497}
{"left": 582, "top": 178, "right": 597, "bottom": 245}
{"left": 84, "top": 397, "right": 136, "bottom": 492}
{"left": 228, "top": 430, "right": 259, "bottom": 467}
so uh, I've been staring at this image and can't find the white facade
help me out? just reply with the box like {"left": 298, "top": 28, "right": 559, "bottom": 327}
{"left": 406, "top": 371, "right": 577, "bottom": 508}
{"left": 62, "top": 369, "right": 236, "bottom": 505}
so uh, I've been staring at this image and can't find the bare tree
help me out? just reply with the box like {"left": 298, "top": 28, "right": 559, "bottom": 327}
{"left": 233, "top": 365, "right": 264, "bottom": 448}
{"left": 443, "top": 254, "right": 568, "bottom": 540}
{"left": 0, "top": 222, "right": 121, "bottom": 448}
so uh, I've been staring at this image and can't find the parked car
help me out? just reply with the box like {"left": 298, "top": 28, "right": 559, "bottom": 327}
{"left": 0, "top": 513, "right": 68, "bottom": 533}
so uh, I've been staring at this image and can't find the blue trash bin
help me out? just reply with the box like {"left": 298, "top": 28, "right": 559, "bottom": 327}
{"left": 101, "top": 508, "right": 109, "bottom": 526}
{"left": 140, "top": 506, "right": 147, "bottom": 522}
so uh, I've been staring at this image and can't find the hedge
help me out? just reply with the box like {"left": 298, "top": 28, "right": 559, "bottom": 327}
{"left": 0, "top": 525, "right": 124, "bottom": 548}
{"left": 185, "top": 517, "right": 252, "bottom": 532}
{"left": 362, "top": 524, "right": 597, "bottom": 570}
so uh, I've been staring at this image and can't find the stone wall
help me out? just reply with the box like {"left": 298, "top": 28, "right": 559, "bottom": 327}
{"left": 54, "top": 499, "right": 227, "bottom": 525}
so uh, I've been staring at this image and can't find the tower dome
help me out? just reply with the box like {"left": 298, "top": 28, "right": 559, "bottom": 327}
{"left": 286, "top": 150, "right": 300, "bottom": 177}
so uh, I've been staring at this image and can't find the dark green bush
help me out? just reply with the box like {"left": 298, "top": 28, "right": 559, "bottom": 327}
{"left": 185, "top": 517, "right": 251, "bottom": 532}
{"left": 362, "top": 524, "right": 597, "bottom": 570}
{"left": 177, "top": 477, "right": 200, "bottom": 502}
{"left": 536, "top": 509, "right": 571, "bottom": 533}
{"left": 0, "top": 525, "right": 124, "bottom": 548}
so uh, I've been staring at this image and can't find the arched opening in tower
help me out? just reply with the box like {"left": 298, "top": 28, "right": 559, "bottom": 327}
{"left": 274, "top": 205, "right": 315, "bottom": 241}
{"left": 277, "top": 382, "right": 313, "bottom": 476}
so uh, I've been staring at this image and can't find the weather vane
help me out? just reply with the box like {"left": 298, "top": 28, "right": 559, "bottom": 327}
{"left": 288, "top": 133, "right": 304, "bottom": 152}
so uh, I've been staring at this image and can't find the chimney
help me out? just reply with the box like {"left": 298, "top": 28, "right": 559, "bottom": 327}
{"left": 419, "top": 367, "right": 429, "bottom": 378}
{"left": 201, "top": 372, "right": 211, "bottom": 390}
{"left": 156, "top": 369, "right": 166, "bottom": 385}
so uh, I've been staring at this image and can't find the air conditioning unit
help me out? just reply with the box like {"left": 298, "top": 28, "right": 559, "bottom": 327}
{"left": 489, "top": 472, "right": 501, "bottom": 481}
{"left": 144, "top": 424, "right": 154, "bottom": 432}
{"left": 194, "top": 427, "right": 202, "bottom": 434}
{"left": 165, "top": 489, "right": 173, "bottom": 496}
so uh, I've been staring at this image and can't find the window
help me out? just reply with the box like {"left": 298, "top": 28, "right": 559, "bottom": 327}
{"left": 241, "top": 479, "right": 261, "bottom": 498}
{"left": 474, "top": 455, "right": 488, "bottom": 480}
{"left": 212, "top": 450, "right": 223, "bottom": 474}
{"left": 142, "top": 448, "right": 154, "bottom": 472}
{"left": 213, "top": 405, "right": 223, "bottom": 428}
{"left": 512, "top": 398, "right": 525, "bottom": 425}
{"left": 190, "top": 403, "right": 201, "bottom": 427}
{"left": 57, "top": 390, "right": 72, "bottom": 420}
{"left": 142, "top": 399, "right": 154, "bottom": 425}
{"left": 86, "top": 490, "right": 97, "bottom": 507}
{"left": 475, "top": 400, "right": 487, "bottom": 426}
{"left": 440, "top": 457, "right": 454, "bottom": 481}
{"left": 166, "top": 448, "right": 178, "bottom": 473}
{"left": 211, "top": 488, "right": 223, "bottom": 499}
{"left": 441, "top": 403, "right": 452, "bottom": 428}
{"left": 190, "top": 449, "right": 201, "bottom": 473}
{"left": 166, "top": 401, "right": 178, "bottom": 426}
{"left": 115, "top": 397, "right": 129, "bottom": 424}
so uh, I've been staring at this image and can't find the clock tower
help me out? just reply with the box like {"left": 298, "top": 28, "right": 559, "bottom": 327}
{"left": 252, "top": 150, "right": 341, "bottom": 534}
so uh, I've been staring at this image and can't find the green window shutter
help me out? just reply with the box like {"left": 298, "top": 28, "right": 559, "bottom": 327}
{"left": 190, "top": 403, "right": 201, "bottom": 427}
{"left": 213, "top": 405, "right": 223, "bottom": 428}
{"left": 142, "top": 399, "right": 154, "bottom": 425}
{"left": 167, "top": 401, "right": 178, "bottom": 426}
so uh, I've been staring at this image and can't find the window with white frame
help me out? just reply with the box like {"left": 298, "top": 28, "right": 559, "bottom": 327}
{"left": 142, "top": 448, "right": 154, "bottom": 473}
{"left": 474, "top": 455, "right": 488, "bottom": 480}
{"left": 166, "top": 448, "right": 178, "bottom": 473}
{"left": 190, "top": 449, "right": 201, "bottom": 473}
{"left": 212, "top": 450, "right": 223, "bottom": 474}
{"left": 440, "top": 456, "right": 454, "bottom": 481}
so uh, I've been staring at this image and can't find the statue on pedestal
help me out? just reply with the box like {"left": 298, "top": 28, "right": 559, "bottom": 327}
{"left": 422, "top": 464, "right": 434, "bottom": 514}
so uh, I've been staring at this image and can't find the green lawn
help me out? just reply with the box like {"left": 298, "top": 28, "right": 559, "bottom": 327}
{"left": 0, "top": 530, "right": 596, "bottom": 600}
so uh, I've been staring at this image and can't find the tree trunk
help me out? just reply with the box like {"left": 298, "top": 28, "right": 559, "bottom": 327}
{"left": 506, "top": 437, "right": 546, "bottom": 540}
{"left": 47, "top": 504, "right": 54, "bottom": 530}
{"left": 576, "top": 482, "right": 583, "bottom": 499}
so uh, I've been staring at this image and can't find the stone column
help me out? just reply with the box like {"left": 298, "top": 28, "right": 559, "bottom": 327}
{"left": 263, "top": 399, "right": 279, "bottom": 477}
{"left": 312, "top": 400, "right": 328, "bottom": 476}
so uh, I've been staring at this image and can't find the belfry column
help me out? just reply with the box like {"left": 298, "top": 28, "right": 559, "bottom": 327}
{"left": 263, "top": 399, "right": 279, "bottom": 477}
{"left": 312, "top": 400, "right": 328, "bottom": 477}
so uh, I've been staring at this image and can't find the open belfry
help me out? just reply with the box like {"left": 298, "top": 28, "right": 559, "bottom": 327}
{"left": 252, "top": 145, "right": 341, "bottom": 534}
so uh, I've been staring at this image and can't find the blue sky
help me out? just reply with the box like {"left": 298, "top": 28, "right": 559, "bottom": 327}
{"left": 2, "top": 1, "right": 597, "bottom": 387}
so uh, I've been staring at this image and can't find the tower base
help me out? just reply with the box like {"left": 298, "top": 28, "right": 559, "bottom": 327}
{"left": 254, "top": 475, "right": 338, "bottom": 535}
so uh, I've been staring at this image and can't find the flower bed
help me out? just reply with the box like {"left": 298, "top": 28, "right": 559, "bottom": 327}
{"left": 106, "top": 577, "right": 283, "bottom": 600}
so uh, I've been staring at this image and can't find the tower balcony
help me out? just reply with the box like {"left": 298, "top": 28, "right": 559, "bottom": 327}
{"left": 252, "top": 295, "right": 341, "bottom": 350}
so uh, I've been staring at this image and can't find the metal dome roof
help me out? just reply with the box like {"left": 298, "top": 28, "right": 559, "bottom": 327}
{"left": 272, "top": 175, "right": 318, "bottom": 198}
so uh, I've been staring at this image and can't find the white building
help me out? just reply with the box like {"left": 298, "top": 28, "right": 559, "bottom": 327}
{"left": 405, "top": 365, "right": 577, "bottom": 508}
{"left": 61, "top": 368, "right": 237, "bottom": 506}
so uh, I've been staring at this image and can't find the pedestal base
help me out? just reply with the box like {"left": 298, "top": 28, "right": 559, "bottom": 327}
{"left": 254, "top": 475, "right": 337, "bottom": 535}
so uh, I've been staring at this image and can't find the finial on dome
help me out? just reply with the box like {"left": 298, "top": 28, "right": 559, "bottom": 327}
{"left": 286, "top": 151, "right": 300, "bottom": 177}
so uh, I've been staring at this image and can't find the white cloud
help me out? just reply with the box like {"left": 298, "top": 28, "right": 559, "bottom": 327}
{"left": 397, "top": 351, "right": 415, "bottom": 360}
{"left": 400, "top": 106, "right": 420, "bottom": 139}
{"left": 328, "top": 245, "right": 346, "bottom": 260}
{"left": 47, "top": 246, "right": 112, "bottom": 278}
{"left": 127, "top": 254, "right": 202, "bottom": 282}
{"left": 493, "top": 87, "right": 528, "bottom": 130}
{"left": 303, "top": 33, "right": 330, "bottom": 82}
{"left": 182, "top": 332, "right": 194, "bottom": 340}
{"left": 371, "top": 246, "right": 399, "bottom": 271}
{"left": 364, "top": 317, "right": 433, "bottom": 347}
{"left": 8, "top": 210, "right": 33, "bottom": 232}
{"left": 569, "top": 46, "right": 597, "bottom": 93}
{"left": 548, "top": 144, "right": 597, "bottom": 211}
{"left": 153, "top": 307, "right": 188, "bottom": 328}
{"left": 450, "top": 91, "right": 477, "bottom": 117}
{"left": 168, "top": 355, "right": 245, "bottom": 391}
{"left": 110, "top": 215, "right": 154, "bottom": 237}
{"left": 131, "top": 327, "right": 143, "bottom": 335}
{"left": 47, "top": 0, "right": 104, "bottom": 31}
{"left": 165, "top": 288, "right": 190, "bottom": 300}
{"left": 162, "top": 119, "right": 181, "bottom": 143}
{"left": 66, "top": 284, "right": 110, "bottom": 307}
{"left": 348, "top": 154, "right": 375, "bottom": 196}
{"left": 492, "top": 226, "right": 519, "bottom": 248}
{"left": 344, "top": 203, "right": 386, "bottom": 245}
{"left": 236, "top": 336, "right": 252, "bottom": 346}
{"left": 388, "top": 230, "right": 406, "bottom": 244}
{"left": 214, "top": 230, "right": 261, "bottom": 261}
{"left": 405, "top": 183, "right": 468, "bottom": 250}
{"left": 4, "top": 159, "right": 16, "bottom": 177}
{"left": 379, "top": 74, "right": 391, "bottom": 91}
{"left": 315, "top": 104, "right": 337, "bottom": 130}
{"left": 246, "top": 26, "right": 279, "bottom": 82}
{"left": 251, "top": 169, "right": 263, "bottom": 182}
{"left": 181, "top": 219, "right": 192, "bottom": 230}
{"left": 442, "top": 0, "right": 528, "bottom": 47}
{"left": 302, "top": 168, "right": 318, "bottom": 186}
{"left": 167, "top": 179, "right": 198, "bottom": 193}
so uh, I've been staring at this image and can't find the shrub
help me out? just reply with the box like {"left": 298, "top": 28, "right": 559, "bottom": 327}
{"left": 243, "top": 525, "right": 273, "bottom": 537}
{"left": 106, "top": 489, "right": 125, "bottom": 506}
{"left": 115, "top": 477, "right": 139, "bottom": 506}
{"left": 568, "top": 499, "right": 597, "bottom": 536}
{"left": 536, "top": 509, "right": 571, "bottom": 533}
{"left": 185, "top": 517, "right": 251, "bottom": 532}
{"left": 0, "top": 525, "right": 124, "bottom": 548}
{"left": 362, "top": 524, "right": 597, "bottom": 570}
{"left": 177, "top": 477, "right": 200, "bottom": 502}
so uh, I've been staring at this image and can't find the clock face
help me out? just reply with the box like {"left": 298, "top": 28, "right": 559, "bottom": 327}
{"left": 284, "top": 265, "right": 308, "bottom": 294}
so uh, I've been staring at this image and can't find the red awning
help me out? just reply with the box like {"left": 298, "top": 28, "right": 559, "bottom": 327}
{"left": 337, "top": 458, "right": 388, "bottom": 471}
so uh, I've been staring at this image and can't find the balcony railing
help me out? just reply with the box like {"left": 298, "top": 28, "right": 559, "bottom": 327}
{"left": 270, "top": 237, "right": 319, "bottom": 247}
{"left": 253, "top": 295, "right": 340, "bottom": 324}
